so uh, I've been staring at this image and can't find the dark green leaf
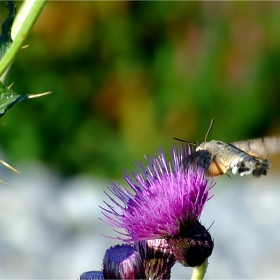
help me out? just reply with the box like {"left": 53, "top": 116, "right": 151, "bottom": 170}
{"left": 0, "top": 80, "right": 50, "bottom": 118}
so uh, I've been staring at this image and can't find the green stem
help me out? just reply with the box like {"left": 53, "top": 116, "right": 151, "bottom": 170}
{"left": 190, "top": 259, "right": 208, "bottom": 280}
{"left": 0, "top": 0, "right": 47, "bottom": 77}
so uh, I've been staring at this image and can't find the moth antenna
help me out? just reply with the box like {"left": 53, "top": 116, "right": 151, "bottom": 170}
{"left": 172, "top": 137, "right": 198, "bottom": 147}
{"left": 204, "top": 117, "right": 215, "bottom": 142}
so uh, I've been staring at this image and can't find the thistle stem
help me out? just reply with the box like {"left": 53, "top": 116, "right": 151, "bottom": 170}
{"left": 0, "top": 0, "right": 47, "bottom": 77}
{"left": 190, "top": 259, "right": 208, "bottom": 280}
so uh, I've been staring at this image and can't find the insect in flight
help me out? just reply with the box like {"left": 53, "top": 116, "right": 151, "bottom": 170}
{"left": 173, "top": 118, "right": 280, "bottom": 178}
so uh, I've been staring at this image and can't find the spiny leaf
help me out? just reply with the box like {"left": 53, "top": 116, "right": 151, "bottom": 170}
{"left": 0, "top": 80, "right": 50, "bottom": 118}
{"left": 0, "top": 1, "right": 16, "bottom": 60}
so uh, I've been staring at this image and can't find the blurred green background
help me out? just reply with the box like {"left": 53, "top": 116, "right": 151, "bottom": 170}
{"left": 1, "top": 1, "right": 280, "bottom": 179}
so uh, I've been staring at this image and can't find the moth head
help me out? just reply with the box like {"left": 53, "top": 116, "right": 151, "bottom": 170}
{"left": 196, "top": 141, "right": 223, "bottom": 158}
{"left": 196, "top": 141, "right": 213, "bottom": 152}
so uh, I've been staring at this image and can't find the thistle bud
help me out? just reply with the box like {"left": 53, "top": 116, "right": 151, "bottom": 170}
{"left": 167, "top": 220, "right": 214, "bottom": 267}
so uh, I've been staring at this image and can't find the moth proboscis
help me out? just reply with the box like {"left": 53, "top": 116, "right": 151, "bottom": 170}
{"left": 173, "top": 118, "right": 280, "bottom": 178}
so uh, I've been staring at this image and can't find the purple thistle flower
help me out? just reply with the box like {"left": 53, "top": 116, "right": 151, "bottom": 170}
{"left": 100, "top": 145, "right": 214, "bottom": 243}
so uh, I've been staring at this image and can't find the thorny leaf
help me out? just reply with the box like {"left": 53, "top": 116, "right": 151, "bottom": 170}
{"left": 0, "top": 81, "right": 50, "bottom": 186}
{"left": 0, "top": 80, "right": 50, "bottom": 118}
{"left": 0, "top": 2, "right": 50, "bottom": 186}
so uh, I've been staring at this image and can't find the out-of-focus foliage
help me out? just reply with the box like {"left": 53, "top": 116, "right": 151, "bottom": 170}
{"left": 1, "top": 1, "right": 280, "bottom": 179}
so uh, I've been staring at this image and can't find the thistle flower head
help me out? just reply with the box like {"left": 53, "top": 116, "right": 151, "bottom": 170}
{"left": 101, "top": 145, "right": 214, "bottom": 243}
{"left": 80, "top": 271, "right": 104, "bottom": 280}
{"left": 167, "top": 220, "right": 214, "bottom": 267}
{"left": 135, "top": 239, "right": 176, "bottom": 279}
{"left": 103, "top": 244, "right": 144, "bottom": 279}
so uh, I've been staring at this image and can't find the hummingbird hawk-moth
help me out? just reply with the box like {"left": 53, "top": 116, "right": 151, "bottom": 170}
{"left": 173, "top": 118, "right": 280, "bottom": 178}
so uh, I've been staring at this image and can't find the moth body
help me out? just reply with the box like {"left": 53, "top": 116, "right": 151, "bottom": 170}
{"left": 174, "top": 118, "right": 280, "bottom": 178}
{"left": 196, "top": 140, "right": 271, "bottom": 177}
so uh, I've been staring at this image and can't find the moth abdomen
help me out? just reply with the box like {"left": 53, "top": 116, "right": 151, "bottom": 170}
{"left": 252, "top": 159, "right": 271, "bottom": 177}
{"left": 232, "top": 156, "right": 271, "bottom": 177}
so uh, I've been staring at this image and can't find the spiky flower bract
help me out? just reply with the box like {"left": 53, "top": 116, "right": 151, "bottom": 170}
{"left": 101, "top": 145, "right": 214, "bottom": 243}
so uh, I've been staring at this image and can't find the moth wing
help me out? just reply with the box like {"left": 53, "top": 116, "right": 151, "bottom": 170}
{"left": 208, "top": 157, "right": 228, "bottom": 177}
{"left": 231, "top": 137, "right": 280, "bottom": 158}
{"left": 183, "top": 151, "right": 227, "bottom": 177}
{"left": 183, "top": 150, "right": 212, "bottom": 171}
{"left": 244, "top": 151, "right": 258, "bottom": 157}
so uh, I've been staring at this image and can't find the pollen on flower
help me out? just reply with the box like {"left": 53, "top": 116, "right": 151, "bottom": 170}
{"left": 100, "top": 145, "right": 214, "bottom": 243}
